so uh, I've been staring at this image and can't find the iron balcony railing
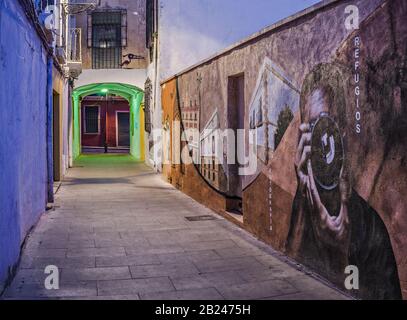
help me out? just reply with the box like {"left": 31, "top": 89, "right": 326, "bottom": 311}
{"left": 67, "top": 28, "right": 82, "bottom": 63}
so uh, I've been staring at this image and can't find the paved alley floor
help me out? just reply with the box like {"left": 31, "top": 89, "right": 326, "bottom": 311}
{"left": 4, "top": 155, "right": 348, "bottom": 300}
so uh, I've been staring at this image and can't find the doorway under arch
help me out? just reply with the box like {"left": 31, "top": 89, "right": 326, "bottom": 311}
{"left": 72, "top": 83, "right": 144, "bottom": 162}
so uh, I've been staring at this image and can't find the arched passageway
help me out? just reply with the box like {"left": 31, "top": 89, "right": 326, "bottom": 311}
{"left": 72, "top": 83, "right": 144, "bottom": 161}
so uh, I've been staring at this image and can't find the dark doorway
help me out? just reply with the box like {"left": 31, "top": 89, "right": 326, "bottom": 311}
{"left": 53, "top": 91, "right": 61, "bottom": 181}
{"left": 117, "top": 112, "right": 130, "bottom": 147}
{"left": 226, "top": 74, "right": 245, "bottom": 213}
{"left": 80, "top": 95, "right": 130, "bottom": 154}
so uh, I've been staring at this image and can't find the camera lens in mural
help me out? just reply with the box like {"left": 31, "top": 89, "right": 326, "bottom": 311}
{"left": 310, "top": 113, "right": 344, "bottom": 191}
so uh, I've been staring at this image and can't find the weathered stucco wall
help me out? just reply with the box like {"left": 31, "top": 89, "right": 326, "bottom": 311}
{"left": 0, "top": 0, "right": 49, "bottom": 291}
{"left": 52, "top": 68, "right": 71, "bottom": 180}
{"left": 161, "top": 0, "right": 407, "bottom": 299}
{"left": 76, "top": 0, "right": 147, "bottom": 70}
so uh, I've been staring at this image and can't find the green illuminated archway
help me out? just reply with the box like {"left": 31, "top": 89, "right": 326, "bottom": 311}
{"left": 72, "top": 83, "right": 144, "bottom": 161}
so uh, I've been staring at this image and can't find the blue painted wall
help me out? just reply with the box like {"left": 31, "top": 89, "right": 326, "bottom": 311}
{"left": 0, "top": 0, "right": 49, "bottom": 291}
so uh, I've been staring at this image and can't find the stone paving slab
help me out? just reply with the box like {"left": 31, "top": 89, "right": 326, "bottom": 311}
{"left": 215, "top": 279, "right": 298, "bottom": 300}
{"left": 20, "top": 257, "right": 96, "bottom": 270}
{"left": 170, "top": 271, "right": 247, "bottom": 291}
{"left": 193, "top": 256, "right": 266, "bottom": 273}
{"left": 156, "top": 251, "right": 222, "bottom": 265}
{"left": 96, "top": 254, "right": 161, "bottom": 267}
{"left": 129, "top": 262, "right": 200, "bottom": 279}
{"left": 5, "top": 281, "right": 97, "bottom": 299}
{"left": 97, "top": 277, "right": 175, "bottom": 296}
{"left": 2, "top": 155, "right": 348, "bottom": 300}
{"left": 140, "top": 288, "right": 224, "bottom": 300}
{"left": 67, "top": 247, "right": 126, "bottom": 258}
{"left": 62, "top": 267, "right": 132, "bottom": 282}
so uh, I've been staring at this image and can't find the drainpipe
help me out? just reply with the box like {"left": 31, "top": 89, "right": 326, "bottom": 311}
{"left": 153, "top": 0, "right": 160, "bottom": 170}
{"left": 46, "top": 55, "right": 54, "bottom": 204}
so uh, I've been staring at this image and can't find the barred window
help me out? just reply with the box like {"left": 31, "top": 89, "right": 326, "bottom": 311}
{"left": 88, "top": 10, "right": 127, "bottom": 69}
{"left": 146, "top": 0, "right": 156, "bottom": 62}
{"left": 84, "top": 106, "right": 100, "bottom": 134}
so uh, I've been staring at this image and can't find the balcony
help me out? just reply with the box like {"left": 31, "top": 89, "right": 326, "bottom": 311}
{"left": 67, "top": 28, "right": 82, "bottom": 78}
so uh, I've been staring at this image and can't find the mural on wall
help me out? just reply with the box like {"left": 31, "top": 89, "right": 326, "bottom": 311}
{"left": 199, "top": 111, "right": 223, "bottom": 189}
{"left": 181, "top": 100, "right": 200, "bottom": 164}
{"left": 283, "top": 0, "right": 406, "bottom": 299}
{"left": 247, "top": 58, "right": 300, "bottom": 186}
{"left": 162, "top": 117, "right": 171, "bottom": 165}
{"left": 163, "top": 0, "right": 407, "bottom": 299}
{"left": 285, "top": 63, "right": 402, "bottom": 300}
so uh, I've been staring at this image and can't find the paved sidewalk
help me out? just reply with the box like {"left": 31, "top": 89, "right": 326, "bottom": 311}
{"left": 3, "top": 155, "right": 348, "bottom": 300}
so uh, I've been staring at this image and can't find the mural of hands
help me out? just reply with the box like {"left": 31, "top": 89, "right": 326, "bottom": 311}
{"left": 295, "top": 120, "right": 350, "bottom": 252}
{"left": 287, "top": 62, "right": 402, "bottom": 299}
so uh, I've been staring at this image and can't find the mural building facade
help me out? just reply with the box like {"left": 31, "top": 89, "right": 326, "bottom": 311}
{"left": 161, "top": 0, "right": 407, "bottom": 299}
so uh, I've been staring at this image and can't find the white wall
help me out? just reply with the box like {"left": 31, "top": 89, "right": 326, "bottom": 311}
{"left": 75, "top": 69, "right": 147, "bottom": 90}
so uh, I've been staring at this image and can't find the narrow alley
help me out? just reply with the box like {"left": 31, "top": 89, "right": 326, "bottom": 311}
{"left": 1, "top": 0, "right": 406, "bottom": 303}
{"left": 4, "top": 155, "right": 346, "bottom": 300}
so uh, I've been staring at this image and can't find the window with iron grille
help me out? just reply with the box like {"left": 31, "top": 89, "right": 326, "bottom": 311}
{"left": 88, "top": 10, "right": 127, "bottom": 69}
{"left": 146, "top": 0, "right": 156, "bottom": 62}
{"left": 84, "top": 106, "right": 100, "bottom": 134}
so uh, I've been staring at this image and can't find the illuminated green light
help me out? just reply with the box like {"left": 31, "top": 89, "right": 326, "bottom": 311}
{"left": 72, "top": 83, "right": 144, "bottom": 161}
